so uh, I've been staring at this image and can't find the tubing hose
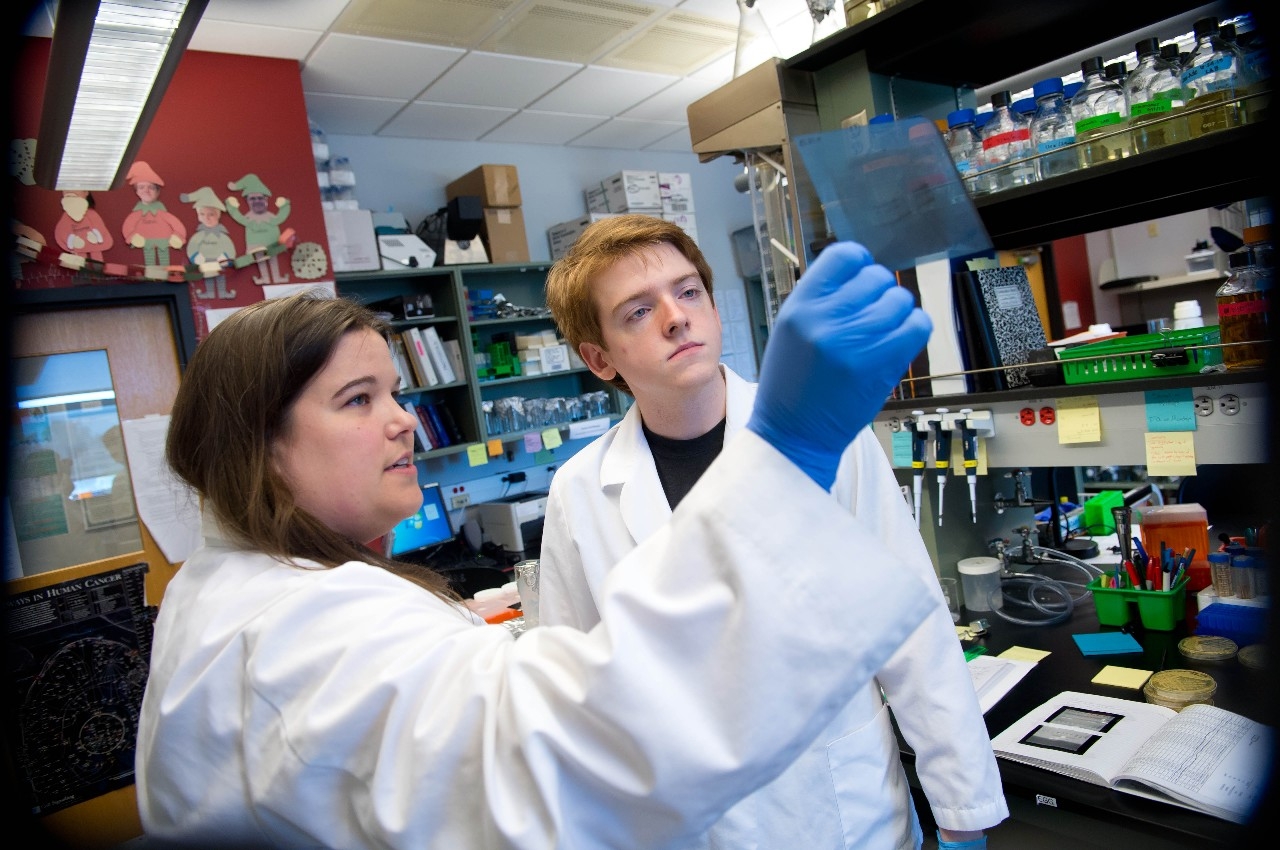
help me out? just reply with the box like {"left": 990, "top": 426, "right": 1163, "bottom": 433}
{"left": 989, "top": 546, "right": 1108, "bottom": 626}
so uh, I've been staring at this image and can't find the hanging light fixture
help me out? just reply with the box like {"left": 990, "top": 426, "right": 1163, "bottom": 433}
{"left": 34, "top": 0, "right": 209, "bottom": 191}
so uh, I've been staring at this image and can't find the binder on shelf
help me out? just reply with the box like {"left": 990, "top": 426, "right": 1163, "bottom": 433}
{"left": 970, "top": 265, "right": 1048, "bottom": 388}
{"left": 405, "top": 401, "right": 433, "bottom": 451}
{"left": 431, "top": 401, "right": 464, "bottom": 444}
{"left": 442, "top": 338, "right": 466, "bottom": 383}
{"left": 912, "top": 256, "right": 970, "bottom": 396}
{"left": 422, "top": 326, "right": 457, "bottom": 384}
{"left": 390, "top": 337, "right": 416, "bottom": 390}
{"left": 952, "top": 269, "right": 1008, "bottom": 393}
{"left": 403, "top": 328, "right": 439, "bottom": 387}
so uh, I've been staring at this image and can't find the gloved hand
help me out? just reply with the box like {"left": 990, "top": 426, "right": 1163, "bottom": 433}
{"left": 747, "top": 241, "right": 931, "bottom": 489}
{"left": 936, "top": 830, "right": 987, "bottom": 850}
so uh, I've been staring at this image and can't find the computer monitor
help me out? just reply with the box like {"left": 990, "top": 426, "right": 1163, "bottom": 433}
{"left": 385, "top": 482, "right": 454, "bottom": 559}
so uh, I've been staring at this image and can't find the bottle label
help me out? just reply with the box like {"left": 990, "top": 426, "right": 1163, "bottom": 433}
{"left": 1182, "top": 54, "right": 1234, "bottom": 85}
{"left": 1036, "top": 137, "right": 1075, "bottom": 153}
{"left": 1131, "top": 99, "right": 1174, "bottom": 117}
{"left": 1219, "top": 297, "right": 1269, "bottom": 317}
{"left": 1075, "top": 113, "right": 1123, "bottom": 133}
{"left": 982, "top": 128, "right": 1030, "bottom": 150}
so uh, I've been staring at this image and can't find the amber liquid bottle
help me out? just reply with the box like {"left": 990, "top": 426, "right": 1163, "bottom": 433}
{"left": 1217, "top": 225, "right": 1272, "bottom": 370}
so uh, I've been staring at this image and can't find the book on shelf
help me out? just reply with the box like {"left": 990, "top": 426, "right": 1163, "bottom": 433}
{"left": 389, "top": 337, "right": 416, "bottom": 390}
{"left": 402, "top": 327, "right": 439, "bottom": 387}
{"left": 911, "top": 256, "right": 969, "bottom": 396}
{"left": 991, "top": 690, "right": 1272, "bottom": 825}
{"left": 404, "top": 401, "right": 433, "bottom": 452}
{"left": 952, "top": 268, "right": 1008, "bottom": 393}
{"left": 413, "top": 403, "right": 443, "bottom": 449}
{"left": 968, "top": 265, "right": 1048, "bottom": 389}
{"left": 431, "top": 401, "right": 464, "bottom": 444}
{"left": 893, "top": 266, "right": 932, "bottom": 398}
{"left": 422, "top": 326, "right": 457, "bottom": 384}
{"left": 442, "top": 338, "right": 466, "bottom": 382}
{"left": 420, "top": 402, "right": 452, "bottom": 448}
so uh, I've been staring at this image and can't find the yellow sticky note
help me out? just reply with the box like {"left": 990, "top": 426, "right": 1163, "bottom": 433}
{"left": 541, "top": 427, "right": 563, "bottom": 449}
{"left": 1056, "top": 395, "right": 1100, "bottom": 444}
{"left": 1092, "top": 665, "right": 1153, "bottom": 689}
{"left": 466, "top": 444, "right": 488, "bottom": 467}
{"left": 998, "top": 646, "right": 1051, "bottom": 663}
{"left": 950, "top": 435, "right": 988, "bottom": 475}
{"left": 487, "top": 438, "right": 503, "bottom": 457}
{"left": 1145, "top": 431, "right": 1197, "bottom": 476}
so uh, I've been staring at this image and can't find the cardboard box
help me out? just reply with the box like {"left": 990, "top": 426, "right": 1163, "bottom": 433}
{"left": 602, "top": 170, "right": 661, "bottom": 213}
{"left": 548, "top": 213, "right": 618, "bottom": 260}
{"left": 323, "top": 209, "right": 380, "bottom": 272}
{"left": 659, "top": 172, "right": 694, "bottom": 214}
{"left": 584, "top": 184, "right": 609, "bottom": 213}
{"left": 447, "top": 164, "right": 521, "bottom": 208}
{"left": 481, "top": 207, "right": 530, "bottom": 264}
{"left": 663, "top": 212, "right": 698, "bottom": 244}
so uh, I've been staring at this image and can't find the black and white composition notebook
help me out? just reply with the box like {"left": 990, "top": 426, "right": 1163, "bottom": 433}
{"left": 963, "top": 265, "right": 1048, "bottom": 388}
{"left": 991, "top": 691, "right": 1273, "bottom": 824}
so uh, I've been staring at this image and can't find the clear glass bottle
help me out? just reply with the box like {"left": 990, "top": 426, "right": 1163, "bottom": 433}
{"left": 1127, "top": 37, "right": 1189, "bottom": 153}
{"left": 1029, "top": 76, "right": 1076, "bottom": 180}
{"left": 970, "top": 110, "right": 996, "bottom": 195}
{"left": 944, "top": 108, "right": 982, "bottom": 193}
{"left": 1182, "top": 16, "right": 1247, "bottom": 137}
{"left": 1071, "top": 56, "right": 1132, "bottom": 168}
{"left": 1216, "top": 224, "right": 1272, "bottom": 370}
{"left": 1236, "top": 16, "right": 1271, "bottom": 123}
{"left": 980, "top": 90, "right": 1036, "bottom": 192}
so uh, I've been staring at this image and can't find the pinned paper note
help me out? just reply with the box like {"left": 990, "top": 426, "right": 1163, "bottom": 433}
{"left": 466, "top": 444, "right": 488, "bottom": 467}
{"left": 487, "top": 438, "right": 503, "bottom": 457}
{"left": 1144, "top": 388, "right": 1197, "bottom": 432}
{"left": 541, "top": 428, "right": 563, "bottom": 450}
{"left": 1145, "top": 431, "right": 1196, "bottom": 476}
{"left": 1056, "top": 395, "right": 1101, "bottom": 443}
{"left": 523, "top": 432, "right": 543, "bottom": 453}
{"left": 1092, "top": 665, "right": 1153, "bottom": 689}
{"left": 891, "top": 430, "right": 912, "bottom": 467}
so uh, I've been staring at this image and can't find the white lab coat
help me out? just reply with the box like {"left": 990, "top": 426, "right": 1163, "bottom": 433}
{"left": 136, "top": 431, "right": 938, "bottom": 849}
{"left": 539, "top": 366, "right": 1009, "bottom": 849}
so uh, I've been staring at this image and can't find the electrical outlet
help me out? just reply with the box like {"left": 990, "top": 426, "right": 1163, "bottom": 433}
{"left": 1194, "top": 395, "right": 1214, "bottom": 417}
{"left": 1219, "top": 394, "right": 1241, "bottom": 416}
{"left": 451, "top": 493, "right": 471, "bottom": 509}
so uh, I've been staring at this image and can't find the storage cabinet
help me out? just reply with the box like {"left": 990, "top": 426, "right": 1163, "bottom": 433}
{"left": 336, "top": 262, "right": 623, "bottom": 461}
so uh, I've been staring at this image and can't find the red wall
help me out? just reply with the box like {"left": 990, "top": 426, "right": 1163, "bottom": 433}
{"left": 1051, "top": 233, "right": 1096, "bottom": 332}
{"left": 11, "top": 38, "right": 329, "bottom": 338}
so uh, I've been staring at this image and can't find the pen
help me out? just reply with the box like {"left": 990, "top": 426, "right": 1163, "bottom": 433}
{"left": 1124, "top": 559, "right": 1141, "bottom": 590}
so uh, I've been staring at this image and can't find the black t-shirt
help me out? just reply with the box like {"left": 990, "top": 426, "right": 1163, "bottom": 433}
{"left": 642, "top": 417, "right": 727, "bottom": 510}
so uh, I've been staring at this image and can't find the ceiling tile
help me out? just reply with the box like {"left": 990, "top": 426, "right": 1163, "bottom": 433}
{"left": 302, "top": 33, "right": 465, "bottom": 99}
{"left": 479, "top": 0, "right": 662, "bottom": 63}
{"left": 597, "top": 10, "right": 738, "bottom": 75}
{"left": 202, "top": 0, "right": 351, "bottom": 29}
{"left": 481, "top": 111, "right": 609, "bottom": 145}
{"left": 643, "top": 124, "right": 694, "bottom": 152}
{"left": 568, "top": 117, "right": 684, "bottom": 149}
{"left": 189, "top": 21, "right": 323, "bottom": 60}
{"left": 530, "top": 66, "right": 677, "bottom": 115}
{"left": 304, "top": 92, "right": 408, "bottom": 136}
{"left": 623, "top": 76, "right": 724, "bottom": 122}
{"left": 332, "top": 0, "right": 518, "bottom": 48}
{"left": 379, "top": 102, "right": 517, "bottom": 140}
{"left": 674, "top": 0, "right": 740, "bottom": 25}
{"left": 420, "top": 52, "right": 582, "bottom": 109}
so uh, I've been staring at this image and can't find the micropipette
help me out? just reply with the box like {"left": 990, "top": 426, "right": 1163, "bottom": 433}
{"left": 958, "top": 408, "right": 978, "bottom": 524}
{"left": 910, "top": 411, "right": 929, "bottom": 529}
{"left": 931, "top": 408, "right": 952, "bottom": 526}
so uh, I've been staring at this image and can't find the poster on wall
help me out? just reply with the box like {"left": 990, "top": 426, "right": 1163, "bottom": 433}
{"left": 4, "top": 562, "right": 154, "bottom": 815}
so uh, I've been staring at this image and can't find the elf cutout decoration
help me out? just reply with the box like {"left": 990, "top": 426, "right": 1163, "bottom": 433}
{"left": 121, "top": 161, "right": 186, "bottom": 266}
{"left": 225, "top": 173, "right": 291, "bottom": 284}
{"left": 180, "top": 186, "right": 237, "bottom": 300}
{"left": 54, "top": 190, "right": 113, "bottom": 261}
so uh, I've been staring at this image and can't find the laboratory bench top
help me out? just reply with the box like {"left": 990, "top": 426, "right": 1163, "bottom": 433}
{"left": 898, "top": 584, "right": 1274, "bottom": 847}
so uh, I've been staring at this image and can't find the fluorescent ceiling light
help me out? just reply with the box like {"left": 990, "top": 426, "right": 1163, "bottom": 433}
{"left": 35, "top": 0, "right": 209, "bottom": 191}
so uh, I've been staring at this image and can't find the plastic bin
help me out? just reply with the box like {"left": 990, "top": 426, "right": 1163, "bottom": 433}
{"left": 1057, "top": 326, "right": 1221, "bottom": 385}
{"left": 1195, "top": 602, "right": 1268, "bottom": 646}
{"left": 1082, "top": 490, "right": 1124, "bottom": 534}
{"left": 1089, "top": 574, "right": 1189, "bottom": 631}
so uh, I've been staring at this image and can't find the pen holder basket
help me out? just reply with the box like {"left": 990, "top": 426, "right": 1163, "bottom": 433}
{"left": 1089, "top": 575, "right": 1189, "bottom": 631}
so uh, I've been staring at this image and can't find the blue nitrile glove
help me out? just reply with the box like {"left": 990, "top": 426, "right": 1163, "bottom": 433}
{"left": 936, "top": 830, "right": 987, "bottom": 850}
{"left": 747, "top": 241, "right": 931, "bottom": 489}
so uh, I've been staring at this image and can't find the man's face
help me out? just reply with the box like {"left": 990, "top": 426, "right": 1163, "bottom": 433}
{"left": 134, "top": 182, "right": 160, "bottom": 204}
{"left": 578, "top": 242, "right": 721, "bottom": 404}
{"left": 247, "top": 193, "right": 269, "bottom": 214}
{"left": 197, "top": 206, "right": 221, "bottom": 227}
